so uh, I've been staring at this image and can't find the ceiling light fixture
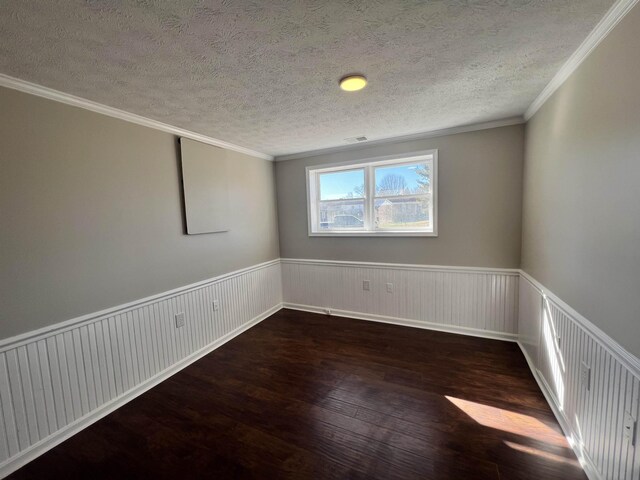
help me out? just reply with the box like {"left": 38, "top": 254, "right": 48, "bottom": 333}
{"left": 339, "top": 74, "right": 367, "bottom": 92}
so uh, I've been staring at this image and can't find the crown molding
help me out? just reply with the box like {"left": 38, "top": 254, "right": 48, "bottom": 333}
{"left": 525, "top": 0, "right": 639, "bottom": 120}
{"left": 274, "top": 116, "right": 525, "bottom": 162}
{"left": 0, "top": 73, "right": 274, "bottom": 161}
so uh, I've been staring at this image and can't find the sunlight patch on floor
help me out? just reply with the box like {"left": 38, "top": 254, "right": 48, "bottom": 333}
{"left": 446, "top": 396, "right": 568, "bottom": 447}
{"left": 504, "top": 441, "right": 580, "bottom": 467}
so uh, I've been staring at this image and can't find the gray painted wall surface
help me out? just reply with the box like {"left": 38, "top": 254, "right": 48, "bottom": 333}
{"left": 0, "top": 87, "right": 279, "bottom": 339}
{"left": 276, "top": 125, "right": 525, "bottom": 268}
{"left": 522, "top": 5, "right": 640, "bottom": 357}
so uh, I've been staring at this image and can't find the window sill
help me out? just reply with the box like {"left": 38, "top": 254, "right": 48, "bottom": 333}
{"left": 308, "top": 231, "right": 438, "bottom": 237}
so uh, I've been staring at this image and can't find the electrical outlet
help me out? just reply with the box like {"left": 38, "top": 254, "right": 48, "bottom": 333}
{"left": 363, "top": 280, "right": 370, "bottom": 291}
{"left": 623, "top": 411, "right": 637, "bottom": 445}
{"left": 386, "top": 283, "right": 394, "bottom": 293}
{"left": 213, "top": 300, "right": 220, "bottom": 311}
{"left": 325, "top": 308, "right": 332, "bottom": 315}
{"left": 174, "top": 312, "right": 185, "bottom": 328}
{"left": 581, "top": 361, "right": 591, "bottom": 391}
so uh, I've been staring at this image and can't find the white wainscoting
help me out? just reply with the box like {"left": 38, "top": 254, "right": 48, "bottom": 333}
{"left": 518, "top": 272, "right": 640, "bottom": 480}
{"left": 3, "top": 257, "right": 638, "bottom": 480}
{"left": 281, "top": 258, "right": 520, "bottom": 341}
{"left": 0, "top": 259, "right": 283, "bottom": 478}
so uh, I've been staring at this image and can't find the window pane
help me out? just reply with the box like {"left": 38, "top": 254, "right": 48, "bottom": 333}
{"left": 319, "top": 169, "right": 364, "bottom": 200}
{"left": 375, "top": 196, "right": 431, "bottom": 230}
{"left": 319, "top": 199, "right": 364, "bottom": 230}
{"left": 375, "top": 162, "right": 431, "bottom": 197}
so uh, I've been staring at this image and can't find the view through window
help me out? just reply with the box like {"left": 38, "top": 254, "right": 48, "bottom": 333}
{"left": 307, "top": 152, "right": 437, "bottom": 236}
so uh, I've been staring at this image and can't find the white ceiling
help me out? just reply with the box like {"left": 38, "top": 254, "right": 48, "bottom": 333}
{"left": 0, "top": 0, "right": 615, "bottom": 157}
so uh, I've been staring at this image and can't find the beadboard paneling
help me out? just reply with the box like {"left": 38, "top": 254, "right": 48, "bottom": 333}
{"left": 519, "top": 277, "right": 543, "bottom": 374}
{"left": 281, "top": 259, "right": 519, "bottom": 341}
{"left": 0, "top": 260, "right": 282, "bottom": 478}
{"left": 4, "top": 258, "right": 638, "bottom": 480}
{"left": 518, "top": 272, "right": 640, "bottom": 480}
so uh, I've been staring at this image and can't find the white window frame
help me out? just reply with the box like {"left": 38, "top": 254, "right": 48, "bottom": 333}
{"left": 306, "top": 150, "right": 438, "bottom": 237}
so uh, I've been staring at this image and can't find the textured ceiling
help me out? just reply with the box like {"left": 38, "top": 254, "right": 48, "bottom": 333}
{"left": 0, "top": 0, "right": 615, "bottom": 156}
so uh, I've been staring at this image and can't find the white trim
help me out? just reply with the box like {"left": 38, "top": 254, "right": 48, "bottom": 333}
{"left": 524, "top": 0, "right": 639, "bottom": 120}
{"left": 517, "top": 342, "right": 603, "bottom": 480}
{"left": 281, "top": 258, "right": 520, "bottom": 275}
{"left": 365, "top": 161, "right": 375, "bottom": 231}
{"left": 302, "top": 149, "right": 439, "bottom": 172}
{"left": 0, "top": 257, "right": 519, "bottom": 352}
{"left": 518, "top": 271, "right": 640, "bottom": 480}
{"left": 307, "top": 232, "right": 438, "bottom": 237}
{"left": 282, "top": 259, "right": 520, "bottom": 339}
{"left": 278, "top": 260, "right": 637, "bottom": 374}
{"left": 305, "top": 151, "right": 438, "bottom": 237}
{"left": 0, "top": 259, "right": 282, "bottom": 476}
{"left": 275, "top": 116, "right": 524, "bottom": 162}
{"left": 0, "top": 303, "right": 283, "bottom": 479}
{"left": 0, "top": 259, "right": 281, "bottom": 352}
{"left": 519, "top": 270, "right": 640, "bottom": 378}
{"left": 283, "top": 303, "right": 518, "bottom": 342}
{"left": 3, "top": 258, "right": 636, "bottom": 480}
{"left": 0, "top": 73, "right": 273, "bottom": 161}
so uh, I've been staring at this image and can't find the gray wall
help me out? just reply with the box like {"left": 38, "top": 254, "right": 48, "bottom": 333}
{"left": 522, "top": 5, "right": 640, "bottom": 357}
{"left": 0, "top": 87, "right": 280, "bottom": 339}
{"left": 276, "top": 125, "right": 525, "bottom": 268}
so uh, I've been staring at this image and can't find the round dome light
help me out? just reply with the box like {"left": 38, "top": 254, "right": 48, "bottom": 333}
{"left": 339, "top": 75, "right": 367, "bottom": 92}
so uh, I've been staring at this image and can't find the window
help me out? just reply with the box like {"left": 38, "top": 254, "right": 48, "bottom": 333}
{"left": 306, "top": 151, "right": 437, "bottom": 236}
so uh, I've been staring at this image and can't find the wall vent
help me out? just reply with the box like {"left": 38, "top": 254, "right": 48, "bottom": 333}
{"left": 345, "top": 136, "right": 368, "bottom": 144}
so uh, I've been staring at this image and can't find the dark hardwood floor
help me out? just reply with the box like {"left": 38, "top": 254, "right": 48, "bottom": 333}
{"left": 9, "top": 309, "right": 587, "bottom": 480}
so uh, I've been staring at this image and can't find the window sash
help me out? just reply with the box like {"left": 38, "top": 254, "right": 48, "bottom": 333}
{"left": 317, "top": 167, "right": 365, "bottom": 201}
{"left": 373, "top": 159, "right": 431, "bottom": 198}
{"left": 307, "top": 152, "right": 437, "bottom": 236}
{"left": 313, "top": 168, "right": 367, "bottom": 231}
{"left": 374, "top": 193, "right": 430, "bottom": 201}
{"left": 317, "top": 197, "right": 369, "bottom": 204}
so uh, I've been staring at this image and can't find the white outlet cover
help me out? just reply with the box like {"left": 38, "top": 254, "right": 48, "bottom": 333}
{"left": 581, "top": 361, "right": 591, "bottom": 391}
{"left": 386, "top": 283, "right": 394, "bottom": 293}
{"left": 623, "top": 411, "right": 637, "bottom": 445}
{"left": 213, "top": 300, "right": 220, "bottom": 311}
{"left": 175, "top": 312, "right": 185, "bottom": 328}
{"left": 363, "top": 280, "right": 370, "bottom": 291}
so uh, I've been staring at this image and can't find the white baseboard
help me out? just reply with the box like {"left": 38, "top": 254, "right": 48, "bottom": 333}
{"left": 518, "top": 273, "right": 640, "bottom": 480}
{"left": 2, "top": 258, "right": 638, "bottom": 480}
{"left": 0, "top": 304, "right": 282, "bottom": 478}
{"left": 517, "top": 342, "right": 603, "bottom": 480}
{"left": 283, "top": 259, "right": 640, "bottom": 479}
{"left": 281, "top": 258, "right": 520, "bottom": 339}
{"left": 0, "top": 260, "right": 283, "bottom": 478}
{"left": 283, "top": 303, "right": 518, "bottom": 342}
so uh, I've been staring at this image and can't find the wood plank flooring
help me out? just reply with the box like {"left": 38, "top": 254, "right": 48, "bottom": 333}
{"left": 8, "top": 309, "right": 587, "bottom": 479}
